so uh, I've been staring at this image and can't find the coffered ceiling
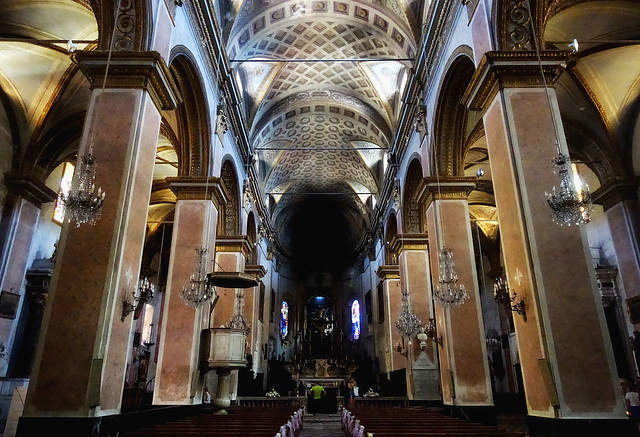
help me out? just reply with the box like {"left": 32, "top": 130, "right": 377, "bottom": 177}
{"left": 226, "top": 0, "right": 421, "bottom": 259}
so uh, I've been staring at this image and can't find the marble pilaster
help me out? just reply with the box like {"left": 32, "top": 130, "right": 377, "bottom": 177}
{"left": 21, "top": 52, "right": 177, "bottom": 421}
{"left": 391, "top": 234, "right": 440, "bottom": 401}
{"left": 154, "top": 177, "right": 226, "bottom": 405}
{"left": 417, "top": 177, "right": 493, "bottom": 408}
{"left": 464, "top": 51, "right": 626, "bottom": 421}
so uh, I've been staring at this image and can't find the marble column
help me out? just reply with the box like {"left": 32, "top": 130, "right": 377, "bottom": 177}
{"left": 211, "top": 235, "right": 252, "bottom": 400}
{"left": 416, "top": 177, "right": 493, "bottom": 417}
{"left": 593, "top": 180, "right": 640, "bottom": 307}
{"left": 375, "top": 266, "right": 401, "bottom": 378}
{"left": 212, "top": 236, "right": 252, "bottom": 328}
{"left": 19, "top": 51, "right": 178, "bottom": 432}
{"left": 391, "top": 234, "right": 440, "bottom": 401}
{"left": 0, "top": 176, "right": 56, "bottom": 304}
{"left": 464, "top": 52, "right": 627, "bottom": 431}
{"left": 154, "top": 177, "right": 226, "bottom": 405}
{"left": 0, "top": 176, "right": 56, "bottom": 378}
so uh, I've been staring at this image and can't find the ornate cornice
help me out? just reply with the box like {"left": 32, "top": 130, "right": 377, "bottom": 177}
{"left": 415, "top": 176, "right": 477, "bottom": 208}
{"left": 245, "top": 264, "right": 267, "bottom": 280}
{"left": 592, "top": 178, "right": 640, "bottom": 212}
{"left": 390, "top": 233, "right": 429, "bottom": 252}
{"left": 4, "top": 173, "right": 58, "bottom": 208}
{"left": 463, "top": 50, "right": 571, "bottom": 112}
{"left": 73, "top": 50, "right": 180, "bottom": 112}
{"left": 376, "top": 265, "right": 400, "bottom": 280}
{"left": 166, "top": 176, "right": 228, "bottom": 210}
{"left": 215, "top": 235, "right": 253, "bottom": 258}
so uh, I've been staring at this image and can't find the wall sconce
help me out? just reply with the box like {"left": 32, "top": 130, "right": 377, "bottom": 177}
{"left": 122, "top": 277, "right": 155, "bottom": 321}
{"left": 394, "top": 338, "right": 408, "bottom": 357}
{"left": 424, "top": 318, "right": 443, "bottom": 347}
{"left": 493, "top": 277, "right": 526, "bottom": 321}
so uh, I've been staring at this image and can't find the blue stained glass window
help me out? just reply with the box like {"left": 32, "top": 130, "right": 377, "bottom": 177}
{"left": 280, "top": 301, "right": 289, "bottom": 339}
{"left": 351, "top": 300, "right": 360, "bottom": 340}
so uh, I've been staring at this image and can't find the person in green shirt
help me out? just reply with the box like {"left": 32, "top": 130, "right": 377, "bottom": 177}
{"left": 309, "top": 383, "right": 325, "bottom": 399}
{"left": 308, "top": 383, "right": 325, "bottom": 413}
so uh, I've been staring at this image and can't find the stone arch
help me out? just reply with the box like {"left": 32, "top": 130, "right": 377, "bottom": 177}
{"left": 169, "top": 47, "right": 211, "bottom": 177}
{"left": 219, "top": 159, "right": 241, "bottom": 236}
{"left": 384, "top": 212, "right": 398, "bottom": 265}
{"left": 433, "top": 49, "right": 476, "bottom": 177}
{"left": 403, "top": 157, "right": 424, "bottom": 234}
{"left": 492, "top": 0, "right": 543, "bottom": 51}
{"left": 92, "top": 0, "right": 153, "bottom": 51}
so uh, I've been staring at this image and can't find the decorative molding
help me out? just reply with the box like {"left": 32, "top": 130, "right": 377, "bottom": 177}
{"left": 390, "top": 233, "right": 429, "bottom": 252}
{"left": 415, "top": 176, "right": 477, "bottom": 208}
{"left": 216, "top": 235, "right": 253, "bottom": 258}
{"left": 592, "top": 178, "right": 640, "bottom": 212}
{"left": 3, "top": 173, "right": 58, "bottom": 208}
{"left": 463, "top": 51, "right": 571, "bottom": 112}
{"left": 244, "top": 264, "right": 267, "bottom": 280}
{"left": 74, "top": 50, "right": 180, "bottom": 111}
{"left": 166, "top": 176, "right": 228, "bottom": 210}
{"left": 376, "top": 265, "right": 400, "bottom": 280}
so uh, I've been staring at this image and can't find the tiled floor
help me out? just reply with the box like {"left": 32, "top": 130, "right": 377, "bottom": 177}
{"left": 299, "top": 413, "right": 345, "bottom": 437}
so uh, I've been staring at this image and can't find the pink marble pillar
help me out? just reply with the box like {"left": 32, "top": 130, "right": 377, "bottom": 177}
{"left": 392, "top": 234, "right": 440, "bottom": 400}
{"left": 154, "top": 177, "right": 225, "bottom": 405}
{"left": 376, "top": 266, "right": 402, "bottom": 374}
{"left": 465, "top": 51, "right": 625, "bottom": 419}
{"left": 593, "top": 181, "right": 640, "bottom": 327}
{"left": 0, "top": 177, "right": 56, "bottom": 377}
{"left": 211, "top": 236, "right": 252, "bottom": 329}
{"left": 23, "top": 51, "right": 178, "bottom": 417}
{"left": 417, "top": 177, "right": 493, "bottom": 407}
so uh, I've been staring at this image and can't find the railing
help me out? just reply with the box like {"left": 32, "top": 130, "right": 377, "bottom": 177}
{"left": 354, "top": 396, "right": 408, "bottom": 407}
{"left": 233, "top": 396, "right": 307, "bottom": 408}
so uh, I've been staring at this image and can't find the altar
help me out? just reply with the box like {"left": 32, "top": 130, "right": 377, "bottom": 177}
{"left": 299, "top": 377, "right": 344, "bottom": 413}
{"left": 299, "top": 377, "right": 344, "bottom": 389}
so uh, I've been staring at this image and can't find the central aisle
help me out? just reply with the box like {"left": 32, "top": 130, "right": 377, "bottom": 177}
{"left": 299, "top": 413, "right": 345, "bottom": 437}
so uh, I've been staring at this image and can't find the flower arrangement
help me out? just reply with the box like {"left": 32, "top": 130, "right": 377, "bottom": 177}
{"left": 363, "top": 388, "right": 379, "bottom": 397}
{"left": 266, "top": 387, "right": 280, "bottom": 397}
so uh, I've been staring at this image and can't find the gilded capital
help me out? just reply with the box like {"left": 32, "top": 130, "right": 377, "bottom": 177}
{"left": 592, "top": 178, "right": 640, "bottom": 212}
{"left": 216, "top": 235, "right": 253, "bottom": 258}
{"left": 376, "top": 265, "right": 400, "bottom": 280}
{"left": 167, "top": 176, "right": 228, "bottom": 210}
{"left": 74, "top": 50, "right": 180, "bottom": 111}
{"left": 390, "top": 233, "right": 429, "bottom": 253}
{"left": 4, "top": 173, "right": 58, "bottom": 208}
{"left": 415, "top": 176, "right": 476, "bottom": 208}
{"left": 463, "top": 51, "right": 572, "bottom": 111}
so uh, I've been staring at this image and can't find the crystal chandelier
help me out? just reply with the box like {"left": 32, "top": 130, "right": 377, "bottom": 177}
{"left": 181, "top": 246, "right": 217, "bottom": 308}
{"left": 434, "top": 247, "right": 468, "bottom": 308}
{"left": 60, "top": 149, "right": 105, "bottom": 227}
{"left": 225, "top": 290, "right": 250, "bottom": 332}
{"left": 121, "top": 277, "right": 155, "bottom": 321}
{"left": 395, "top": 288, "right": 422, "bottom": 338}
{"left": 545, "top": 153, "right": 592, "bottom": 226}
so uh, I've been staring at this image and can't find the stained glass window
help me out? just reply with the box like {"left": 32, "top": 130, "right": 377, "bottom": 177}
{"left": 280, "top": 300, "right": 289, "bottom": 339}
{"left": 351, "top": 300, "right": 360, "bottom": 340}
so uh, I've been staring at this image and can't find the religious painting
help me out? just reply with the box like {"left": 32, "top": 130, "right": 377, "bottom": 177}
{"left": 0, "top": 290, "right": 20, "bottom": 319}
{"left": 627, "top": 295, "right": 640, "bottom": 324}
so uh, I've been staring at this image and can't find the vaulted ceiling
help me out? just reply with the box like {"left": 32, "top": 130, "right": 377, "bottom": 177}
{"left": 224, "top": 0, "right": 423, "bottom": 263}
